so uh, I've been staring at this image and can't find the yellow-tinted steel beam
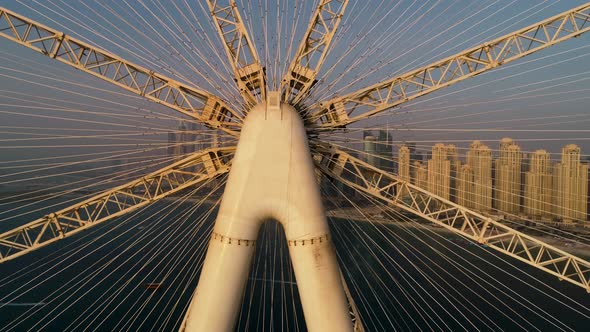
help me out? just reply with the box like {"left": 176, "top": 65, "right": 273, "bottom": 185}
{"left": 208, "top": 0, "right": 266, "bottom": 106}
{"left": 0, "top": 7, "right": 242, "bottom": 136}
{"left": 311, "top": 3, "right": 590, "bottom": 128}
{"left": 0, "top": 147, "right": 234, "bottom": 263}
{"left": 281, "top": 0, "right": 348, "bottom": 105}
{"left": 314, "top": 144, "right": 590, "bottom": 292}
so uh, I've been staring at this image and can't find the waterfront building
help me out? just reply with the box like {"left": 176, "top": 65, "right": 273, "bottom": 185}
{"left": 446, "top": 144, "right": 461, "bottom": 202}
{"left": 168, "top": 120, "right": 200, "bottom": 157}
{"left": 467, "top": 141, "right": 493, "bottom": 212}
{"left": 410, "top": 160, "right": 420, "bottom": 185}
{"left": 554, "top": 144, "right": 588, "bottom": 222}
{"left": 363, "top": 130, "right": 393, "bottom": 170}
{"left": 427, "top": 144, "right": 451, "bottom": 200}
{"left": 494, "top": 138, "right": 522, "bottom": 214}
{"left": 398, "top": 145, "right": 410, "bottom": 196}
{"left": 362, "top": 133, "right": 377, "bottom": 167}
{"left": 457, "top": 164, "right": 474, "bottom": 208}
{"left": 415, "top": 161, "right": 428, "bottom": 190}
{"left": 524, "top": 150, "right": 553, "bottom": 218}
{"left": 377, "top": 130, "right": 394, "bottom": 172}
{"left": 405, "top": 142, "right": 421, "bottom": 162}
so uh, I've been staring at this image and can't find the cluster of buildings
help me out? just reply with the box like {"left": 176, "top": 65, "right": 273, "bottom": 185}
{"left": 358, "top": 131, "right": 589, "bottom": 225}
{"left": 394, "top": 139, "right": 589, "bottom": 225}
{"left": 361, "top": 130, "right": 394, "bottom": 172}
{"left": 167, "top": 120, "right": 218, "bottom": 157}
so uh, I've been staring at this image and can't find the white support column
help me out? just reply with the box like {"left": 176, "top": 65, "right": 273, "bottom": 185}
{"left": 182, "top": 94, "right": 352, "bottom": 331}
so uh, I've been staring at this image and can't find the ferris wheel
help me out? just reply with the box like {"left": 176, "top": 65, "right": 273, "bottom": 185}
{"left": 1, "top": 1, "right": 590, "bottom": 331}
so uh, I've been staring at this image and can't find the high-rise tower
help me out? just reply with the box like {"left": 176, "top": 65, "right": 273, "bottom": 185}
{"left": 362, "top": 133, "right": 378, "bottom": 167}
{"left": 427, "top": 143, "right": 451, "bottom": 200}
{"left": 446, "top": 144, "right": 461, "bottom": 202}
{"left": 554, "top": 144, "right": 588, "bottom": 222}
{"left": 398, "top": 145, "right": 411, "bottom": 197}
{"left": 467, "top": 141, "right": 493, "bottom": 212}
{"left": 494, "top": 138, "right": 522, "bottom": 214}
{"left": 457, "top": 164, "right": 475, "bottom": 208}
{"left": 524, "top": 149, "right": 553, "bottom": 219}
{"left": 415, "top": 161, "right": 428, "bottom": 190}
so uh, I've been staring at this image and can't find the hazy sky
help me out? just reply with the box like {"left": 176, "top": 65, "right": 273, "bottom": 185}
{"left": 1, "top": 0, "right": 590, "bottom": 164}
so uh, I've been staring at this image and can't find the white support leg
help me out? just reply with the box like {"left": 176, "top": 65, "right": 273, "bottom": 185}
{"left": 182, "top": 95, "right": 352, "bottom": 331}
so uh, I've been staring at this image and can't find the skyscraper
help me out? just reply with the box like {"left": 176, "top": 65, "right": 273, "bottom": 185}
{"left": 457, "top": 164, "right": 475, "bottom": 208}
{"left": 446, "top": 144, "right": 461, "bottom": 202}
{"left": 467, "top": 141, "right": 493, "bottom": 212}
{"left": 427, "top": 143, "right": 451, "bottom": 200}
{"left": 524, "top": 149, "right": 553, "bottom": 219}
{"left": 398, "top": 145, "right": 410, "bottom": 197}
{"left": 377, "top": 130, "right": 393, "bottom": 172}
{"left": 405, "top": 142, "right": 421, "bottom": 162}
{"left": 362, "top": 133, "right": 377, "bottom": 167}
{"left": 554, "top": 144, "right": 588, "bottom": 222}
{"left": 494, "top": 138, "right": 522, "bottom": 214}
{"left": 415, "top": 162, "right": 428, "bottom": 190}
{"left": 410, "top": 160, "right": 421, "bottom": 185}
{"left": 362, "top": 130, "right": 392, "bottom": 170}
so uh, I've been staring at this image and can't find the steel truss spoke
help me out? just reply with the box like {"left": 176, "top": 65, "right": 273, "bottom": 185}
{"left": 310, "top": 3, "right": 590, "bottom": 129}
{"left": 340, "top": 272, "right": 366, "bottom": 332}
{"left": 207, "top": 0, "right": 266, "bottom": 106}
{"left": 0, "top": 147, "right": 235, "bottom": 263}
{"left": 0, "top": 7, "right": 242, "bottom": 136}
{"left": 281, "top": 0, "right": 348, "bottom": 105}
{"left": 314, "top": 144, "right": 590, "bottom": 292}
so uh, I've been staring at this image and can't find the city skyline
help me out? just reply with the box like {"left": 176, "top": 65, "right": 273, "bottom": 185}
{"left": 375, "top": 137, "right": 590, "bottom": 224}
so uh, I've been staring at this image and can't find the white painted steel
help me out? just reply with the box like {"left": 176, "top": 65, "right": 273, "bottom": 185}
{"left": 311, "top": 3, "right": 590, "bottom": 128}
{"left": 207, "top": 0, "right": 266, "bottom": 105}
{"left": 183, "top": 96, "right": 352, "bottom": 331}
{"left": 0, "top": 7, "right": 242, "bottom": 136}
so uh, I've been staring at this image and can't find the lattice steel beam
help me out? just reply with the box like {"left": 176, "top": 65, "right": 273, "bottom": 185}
{"left": 208, "top": 0, "right": 265, "bottom": 105}
{"left": 314, "top": 144, "right": 590, "bottom": 292}
{"left": 0, "top": 147, "right": 235, "bottom": 263}
{"left": 310, "top": 3, "right": 590, "bottom": 128}
{"left": 281, "top": 0, "right": 348, "bottom": 105}
{"left": 341, "top": 272, "right": 366, "bottom": 332}
{"left": 0, "top": 7, "right": 242, "bottom": 137}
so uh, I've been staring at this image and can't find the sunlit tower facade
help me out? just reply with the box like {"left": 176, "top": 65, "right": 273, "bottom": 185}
{"left": 427, "top": 143, "right": 451, "bottom": 200}
{"left": 398, "top": 145, "right": 410, "bottom": 196}
{"left": 446, "top": 144, "right": 461, "bottom": 202}
{"left": 457, "top": 164, "right": 475, "bottom": 208}
{"left": 415, "top": 162, "right": 428, "bottom": 190}
{"left": 524, "top": 149, "right": 553, "bottom": 219}
{"left": 467, "top": 141, "right": 493, "bottom": 212}
{"left": 494, "top": 138, "right": 522, "bottom": 215}
{"left": 554, "top": 144, "right": 588, "bottom": 222}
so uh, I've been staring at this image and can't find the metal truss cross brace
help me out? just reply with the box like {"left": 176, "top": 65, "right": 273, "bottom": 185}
{"left": 314, "top": 144, "right": 590, "bottom": 292}
{"left": 0, "top": 7, "right": 242, "bottom": 137}
{"left": 0, "top": 147, "right": 234, "bottom": 263}
{"left": 311, "top": 3, "right": 590, "bottom": 129}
